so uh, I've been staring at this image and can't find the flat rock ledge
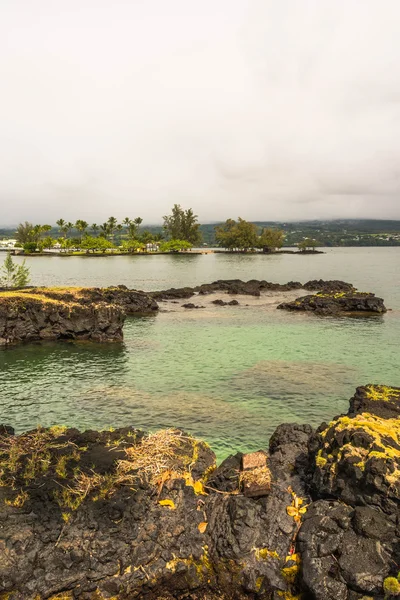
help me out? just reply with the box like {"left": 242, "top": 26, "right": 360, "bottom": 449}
{"left": 0, "top": 286, "right": 158, "bottom": 345}
{"left": 0, "top": 384, "right": 399, "bottom": 600}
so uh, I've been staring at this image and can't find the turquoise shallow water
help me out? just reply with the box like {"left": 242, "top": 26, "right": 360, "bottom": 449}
{"left": 1, "top": 248, "right": 399, "bottom": 460}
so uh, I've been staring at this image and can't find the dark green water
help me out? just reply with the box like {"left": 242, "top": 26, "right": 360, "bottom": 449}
{"left": 1, "top": 248, "right": 399, "bottom": 460}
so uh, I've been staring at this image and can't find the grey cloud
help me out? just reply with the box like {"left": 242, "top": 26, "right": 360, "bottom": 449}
{"left": 1, "top": 0, "right": 400, "bottom": 225}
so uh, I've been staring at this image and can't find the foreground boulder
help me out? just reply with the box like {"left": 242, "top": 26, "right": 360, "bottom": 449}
{"left": 0, "top": 287, "right": 158, "bottom": 345}
{"left": 300, "top": 384, "right": 400, "bottom": 600}
{"left": 0, "top": 384, "right": 399, "bottom": 599}
{"left": 277, "top": 290, "right": 386, "bottom": 315}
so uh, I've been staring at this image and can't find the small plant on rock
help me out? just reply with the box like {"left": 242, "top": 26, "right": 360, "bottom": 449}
{"left": 0, "top": 252, "right": 31, "bottom": 288}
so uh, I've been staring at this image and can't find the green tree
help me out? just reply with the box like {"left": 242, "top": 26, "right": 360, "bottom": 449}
{"left": 75, "top": 220, "right": 89, "bottom": 242}
{"left": 123, "top": 219, "right": 138, "bottom": 241}
{"left": 81, "top": 236, "right": 115, "bottom": 253}
{"left": 15, "top": 222, "right": 36, "bottom": 245}
{"left": 121, "top": 239, "right": 146, "bottom": 254}
{"left": 163, "top": 204, "right": 201, "bottom": 244}
{"left": 215, "top": 218, "right": 258, "bottom": 250}
{"left": 91, "top": 223, "right": 99, "bottom": 236}
{"left": 133, "top": 217, "right": 143, "bottom": 234}
{"left": 298, "top": 238, "right": 318, "bottom": 252}
{"left": 60, "top": 238, "right": 74, "bottom": 252}
{"left": 0, "top": 252, "right": 30, "bottom": 288}
{"left": 107, "top": 216, "right": 118, "bottom": 240}
{"left": 42, "top": 236, "right": 55, "bottom": 251}
{"left": 66, "top": 222, "right": 74, "bottom": 238}
{"left": 23, "top": 242, "right": 38, "bottom": 253}
{"left": 258, "top": 228, "right": 285, "bottom": 252}
{"left": 56, "top": 219, "right": 67, "bottom": 238}
{"left": 140, "top": 230, "right": 155, "bottom": 244}
{"left": 99, "top": 222, "right": 110, "bottom": 239}
{"left": 215, "top": 219, "right": 238, "bottom": 250}
{"left": 160, "top": 239, "right": 192, "bottom": 252}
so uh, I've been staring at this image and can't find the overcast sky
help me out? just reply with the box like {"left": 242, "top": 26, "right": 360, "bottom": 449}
{"left": 1, "top": 0, "right": 400, "bottom": 225}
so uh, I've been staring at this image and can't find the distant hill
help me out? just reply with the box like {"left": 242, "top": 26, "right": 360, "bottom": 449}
{"left": 199, "top": 219, "right": 400, "bottom": 247}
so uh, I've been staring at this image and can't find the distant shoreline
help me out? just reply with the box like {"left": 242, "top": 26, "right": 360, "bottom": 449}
{"left": 5, "top": 249, "right": 326, "bottom": 257}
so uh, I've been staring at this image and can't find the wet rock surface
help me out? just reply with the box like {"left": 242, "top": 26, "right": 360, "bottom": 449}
{"left": 0, "top": 384, "right": 399, "bottom": 599}
{"left": 0, "top": 287, "right": 158, "bottom": 345}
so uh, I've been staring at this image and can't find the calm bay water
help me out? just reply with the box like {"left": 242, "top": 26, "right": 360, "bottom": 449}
{"left": 1, "top": 248, "right": 399, "bottom": 460}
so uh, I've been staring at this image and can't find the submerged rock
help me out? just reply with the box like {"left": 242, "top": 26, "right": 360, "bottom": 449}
{"left": 211, "top": 299, "right": 240, "bottom": 306}
{"left": 182, "top": 303, "right": 204, "bottom": 309}
{"left": 277, "top": 290, "right": 387, "bottom": 315}
{"left": 0, "top": 384, "right": 399, "bottom": 599}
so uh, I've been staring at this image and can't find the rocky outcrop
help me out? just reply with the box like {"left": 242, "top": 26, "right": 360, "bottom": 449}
{"left": 300, "top": 384, "right": 400, "bottom": 600}
{"left": 0, "top": 292, "right": 125, "bottom": 344}
{"left": 277, "top": 291, "right": 387, "bottom": 315}
{"left": 303, "top": 280, "right": 355, "bottom": 293}
{"left": 151, "top": 279, "right": 304, "bottom": 300}
{"left": 151, "top": 279, "right": 361, "bottom": 300}
{"left": 0, "top": 287, "right": 158, "bottom": 345}
{"left": 32, "top": 285, "right": 159, "bottom": 315}
{"left": 1, "top": 384, "right": 399, "bottom": 600}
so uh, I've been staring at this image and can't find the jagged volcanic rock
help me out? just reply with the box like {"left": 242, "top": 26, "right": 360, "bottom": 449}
{"left": 0, "top": 292, "right": 125, "bottom": 344}
{"left": 33, "top": 285, "right": 159, "bottom": 315}
{"left": 0, "top": 385, "right": 399, "bottom": 599}
{"left": 300, "top": 384, "right": 400, "bottom": 600}
{"left": 0, "top": 287, "right": 158, "bottom": 345}
{"left": 303, "top": 279, "right": 355, "bottom": 293}
{"left": 277, "top": 290, "right": 386, "bottom": 315}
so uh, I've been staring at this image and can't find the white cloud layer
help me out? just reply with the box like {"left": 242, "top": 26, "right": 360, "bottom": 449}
{"left": 1, "top": 0, "right": 400, "bottom": 224}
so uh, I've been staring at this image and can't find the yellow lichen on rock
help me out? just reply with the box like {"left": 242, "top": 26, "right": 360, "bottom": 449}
{"left": 383, "top": 576, "right": 400, "bottom": 596}
{"left": 253, "top": 547, "right": 280, "bottom": 560}
{"left": 158, "top": 499, "right": 176, "bottom": 510}
{"left": 365, "top": 384, "right": 400, "bottom": 402}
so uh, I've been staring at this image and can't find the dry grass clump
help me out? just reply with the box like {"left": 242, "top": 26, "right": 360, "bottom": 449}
{"left": 239, "top": 465, "right": 271, "bottom": 489}
{"left": 118, "top": 428, "right": 197, "bottom": 484}
{"left": 1, "top": 427, "right": 208, "bottom": 513}
{"left": 55, "top": 469, "right": 137, "bottom": 511}
{"left": 0, "top": 291, "right": 64, "bottom": 304}
{"left": 0, "top": 426, "right": 72, "bottom": 489}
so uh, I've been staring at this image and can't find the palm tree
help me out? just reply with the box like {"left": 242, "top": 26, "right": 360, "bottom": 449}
{"left": 66, "top": 222, "right": 74, "bottom": 238}
{"left": 107, "top": 216, "right": 118, "bottom": 240}
{"left": 99, "top": 222, "right": 110, "bottom": 239}
{"left": 75, "top": 220, "right": 89, "bottom": 242}
{"left": 91, "top": 223, "right": 99, "bottom": 236}
{"left": 134, "top": 217, "right": 143, "bottom": 235}
{"left": 56, "top": 219, "right": 67, "bottom": 238}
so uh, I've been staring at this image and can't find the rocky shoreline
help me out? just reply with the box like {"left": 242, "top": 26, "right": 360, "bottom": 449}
{"left": 0, "top": 384, "right": 399, "bottom": 599}
{"left": 0, "top": 280, "right": 386, "bottom": 345}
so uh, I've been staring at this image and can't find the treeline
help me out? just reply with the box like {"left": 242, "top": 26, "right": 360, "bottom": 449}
{"left": 14, "top": 205, "right": 202, "bottom": 254}
{"left": 12, "top": 209, "right": 321, "bottom": 253}
{"left": 214, "top": 218, "right": 318, "bottom": 251}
